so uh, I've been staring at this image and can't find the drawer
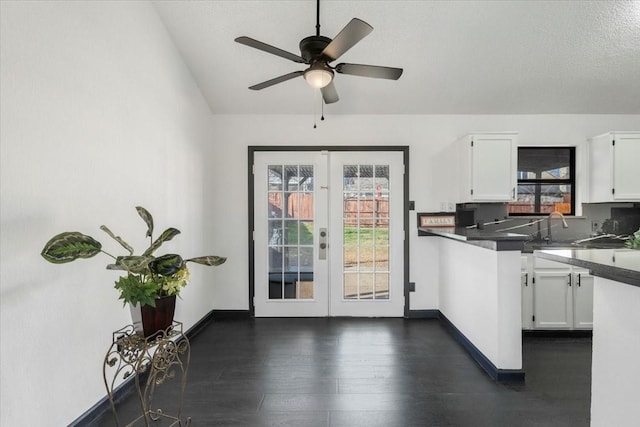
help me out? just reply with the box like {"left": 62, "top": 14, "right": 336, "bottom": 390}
{"left": 533, "top": 256, "right": 570, "bottom": 270}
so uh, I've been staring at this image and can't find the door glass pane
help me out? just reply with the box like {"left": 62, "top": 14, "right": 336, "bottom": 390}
{"left": 300, "top": 221, "right": 314, "bottom": 245}
{"left": 375, "top": 246, "right": 389, "bottom": 269}
{"left": 375, "top": 273, "right": 390, "bottom": 299}
{"left": 360, "top": 273, "right": 374, "bottom": 299}
{"left": 359, "top": 246, "right": 374, "bottom": 271}
{"left": 268, "top": 166, "right": 283, "bottom": 190}
{"left": 268, "top": 193, "right": 283, "bottom": 217}
{"left": 299, "top": 247, "right": 313, "bottom": 271}
{"left": 344, "top": 273, "right": 358, "bottom": 299}
{"left": 268, "top": 220, "right": 283, "bottom": 245}
{"left": 267, "top": 164, "right": 314, "bottom": 300}
{"left": 342, "top": 163, "right": 391, "bottom": 300}
{"left": 343, "top": 245, "right": 357, "bottom": 272}
{"left": 284, "top": 219, "right": 298, "bottom": 244}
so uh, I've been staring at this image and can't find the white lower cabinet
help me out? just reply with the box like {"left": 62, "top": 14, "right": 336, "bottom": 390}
{"left": 572, "top": 269, "right": 594, "bottom": 329}
{"left": 522, "top": 254, "right": 594, "bottom": 330}
{"left": 533, "top": 269, "right": 573, "bottom": 329}
{"left": 521, "top": 256, "right": 534, "bottom": 330}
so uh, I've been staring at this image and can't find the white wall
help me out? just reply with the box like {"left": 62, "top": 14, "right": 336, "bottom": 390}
{"left": 208, "top": 114, "right": 640, "bottom": 312}
{"left": 0, "top": 2, "right": 221, "bottom": 425}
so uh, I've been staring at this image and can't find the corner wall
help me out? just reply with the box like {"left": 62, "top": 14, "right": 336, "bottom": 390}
{"left": 0, "top": 2, "right": 219, "bottom": 425}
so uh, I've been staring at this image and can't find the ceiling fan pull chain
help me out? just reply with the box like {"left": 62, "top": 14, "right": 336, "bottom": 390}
{"left": 313, "top": 89, "right": 318, "bottom": 128}
{"left": 321, "top": 98, "right": 325, "bottom": 121}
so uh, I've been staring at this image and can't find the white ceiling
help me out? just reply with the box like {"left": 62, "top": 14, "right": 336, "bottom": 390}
{"left": 153, "top": 0, "right": 640, "bottom": 115}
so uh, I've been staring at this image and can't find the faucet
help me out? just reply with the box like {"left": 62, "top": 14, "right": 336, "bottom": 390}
{"left": 545, "top": 211, "right": 569, "bottom": 243}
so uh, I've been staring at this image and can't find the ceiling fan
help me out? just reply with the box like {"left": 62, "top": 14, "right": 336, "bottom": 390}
{"left": 234, "top": 0, "right": 403, "bottom": 104}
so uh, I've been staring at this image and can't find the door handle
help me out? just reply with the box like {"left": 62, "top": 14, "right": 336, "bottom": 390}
{"left": 319, "top": 228, "right": 327, "bottom": 260}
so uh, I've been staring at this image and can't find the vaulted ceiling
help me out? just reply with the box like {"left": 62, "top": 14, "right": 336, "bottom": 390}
{"left": 153, "top": 0, "right": 640, "bottom": 115}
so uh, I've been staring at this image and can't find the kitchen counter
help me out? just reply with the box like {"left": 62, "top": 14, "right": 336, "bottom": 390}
{"left": 522, "top": 240, "right": 626, "bottom": 253}
{"left": 536, "top": 248, "right": 640, "bottom": 287}
{"left": 418, "top": 227, "right": 529, "bottom": 251}
{"left": 420, "top": 226, "right": 525, "bottom": 380}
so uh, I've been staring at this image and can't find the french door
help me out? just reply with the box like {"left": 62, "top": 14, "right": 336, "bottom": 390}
{"left": 252, "top": 149, "right": 405, "bottom": 317}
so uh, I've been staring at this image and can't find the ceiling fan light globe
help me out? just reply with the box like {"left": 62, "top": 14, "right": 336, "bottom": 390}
{"left": 304, "top": 68, "right": 333, "bottom": 89}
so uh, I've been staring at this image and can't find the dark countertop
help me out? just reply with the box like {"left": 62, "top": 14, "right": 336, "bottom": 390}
{"left": 522, "top": 241, "right": 626, "bottom": 253}
{"left": 536, "top": 249, "right": 640, "bottom": 287}
{"left": 418, "top": 227, "right": 529, "bottom": 251}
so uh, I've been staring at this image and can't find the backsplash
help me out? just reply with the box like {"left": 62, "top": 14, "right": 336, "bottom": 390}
{"left": 456, "top": 202, "right": 640, "bottom": 243}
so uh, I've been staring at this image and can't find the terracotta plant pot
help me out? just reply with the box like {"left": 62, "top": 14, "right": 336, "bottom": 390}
{"left": 130, "top": 295, "right": 176, "bottom": 338}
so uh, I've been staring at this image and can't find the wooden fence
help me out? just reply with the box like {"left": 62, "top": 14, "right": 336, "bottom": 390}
{"left": 268, "top": 193, "right": 389, "bottom": 226}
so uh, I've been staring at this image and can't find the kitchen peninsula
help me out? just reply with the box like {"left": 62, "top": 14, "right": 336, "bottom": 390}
{"left": 536, "top": 249, "right": 639, "bottom": 427}
{"left": 418, "top": 226, "right": 530, "bottom": 381}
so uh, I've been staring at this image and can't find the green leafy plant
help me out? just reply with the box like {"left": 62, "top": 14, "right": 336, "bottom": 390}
{"left": 625, "top": 227, "right": 640, "bottom": 250}
{"left": 41, "top": 206, "right": 226, "bottom": 307}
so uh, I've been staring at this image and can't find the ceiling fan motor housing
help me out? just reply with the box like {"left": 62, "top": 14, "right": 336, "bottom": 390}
{"left": 299, "top": 35, "right": 332, "bottom": 63}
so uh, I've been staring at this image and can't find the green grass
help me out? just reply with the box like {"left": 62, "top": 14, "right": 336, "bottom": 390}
{"left": 274, "top": 222, "right": 388, "bottom": 246}
{"left": 343, "top": 226, "right": 389, "bottom": 245}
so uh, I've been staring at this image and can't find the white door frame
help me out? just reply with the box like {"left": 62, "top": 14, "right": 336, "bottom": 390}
{"left": 248, "top": 146, "right": 410, "bottom": 317}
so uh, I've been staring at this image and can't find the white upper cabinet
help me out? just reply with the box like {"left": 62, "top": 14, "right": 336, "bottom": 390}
{"left": 589, "top": 132, "right": 640, "bottom": 202}
{"left": 457, "top": 132, "right": 518, "bottom": 202}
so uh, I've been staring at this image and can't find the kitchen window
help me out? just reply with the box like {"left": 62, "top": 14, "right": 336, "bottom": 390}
{"left": 508, "top": 147, "right": 575, "bottom": 216}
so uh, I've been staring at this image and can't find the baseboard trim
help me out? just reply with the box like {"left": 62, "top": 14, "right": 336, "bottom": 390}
{"left": 523, "top": 329, "right": 592, "bottom": 338}
{"left": 210, "top": 309, "right": 252, "bottom": 320}
{"left": 439, "top": 312, "right": 525, "bottom": 383}
{"left": 184, "top": 309, "right": 216, "bottom": 339}
{"left": 406, "top": 309, "right": 440, "bottom": 319}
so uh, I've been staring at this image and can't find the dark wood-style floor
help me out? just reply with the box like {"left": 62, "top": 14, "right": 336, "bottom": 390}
{"left": 93, "top": 318, "right": 591, "bottom": 426}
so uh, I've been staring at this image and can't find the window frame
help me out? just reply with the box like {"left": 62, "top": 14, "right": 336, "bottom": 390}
{"left": 509, "top": 146, "right": 576, "bottom": 216}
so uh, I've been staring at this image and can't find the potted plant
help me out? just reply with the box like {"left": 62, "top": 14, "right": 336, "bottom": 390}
{"left": 41, "top": 206, "right": 226, "bottom": 337}
{"left": 626, "top": 228, "right": 640, "bottom": 249}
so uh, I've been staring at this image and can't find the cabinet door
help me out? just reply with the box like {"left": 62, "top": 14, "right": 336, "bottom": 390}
{"left": 470, "top": 136, "right": 516, "bottom": 201}
{"left": 573, "top": 271, "right": 594, "bottom": 329}
{"left": 521, "top": 270, "right": 533, "bottom": 329}
{"left": 613, "top": 135, "right": 640, "bottom": 200}
{"left": 533, "top": 271, "right": 572, "bottom": 329}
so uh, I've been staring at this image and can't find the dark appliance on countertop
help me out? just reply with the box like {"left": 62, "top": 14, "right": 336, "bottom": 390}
{"left": 455, "top": 205, "right": 475, "bottom": 227}
{"left": 456, "top": 203, "right": 509, "bottom": 228}
{"left": 603, "top": 207, "right": 640, "bottom": 235}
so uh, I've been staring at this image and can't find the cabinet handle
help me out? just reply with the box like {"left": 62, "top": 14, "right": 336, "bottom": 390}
{"left": 567, "top": 274, "right": 572, "bottom": 287}
{"left": 577, "top": 273, "right": 581, "bottom": 287}
{"left": 524, "top": 272, "right": 528, "bottom": 286}
{"left": 512, "top": 187, "right": 516, "bottom": 199}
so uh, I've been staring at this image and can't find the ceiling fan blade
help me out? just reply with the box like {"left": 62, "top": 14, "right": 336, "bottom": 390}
{"left": 335, "top": 63, "right": 403, "bottom": 80}
{"left": 249, "top": 71, "right": 304, "bottom": 90}
{"left": 321, "top": 81, "right": 339, "bottom": 104}
{"left": 235, "top": 36, "right": 306, "bottom": 64}
{"left": 321, "top": 18, "right": 373, "bottom": 61}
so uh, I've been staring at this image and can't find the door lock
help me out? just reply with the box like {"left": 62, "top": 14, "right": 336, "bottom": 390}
{"left": 319, "top": 228, "right": 328, "bottom": 260}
